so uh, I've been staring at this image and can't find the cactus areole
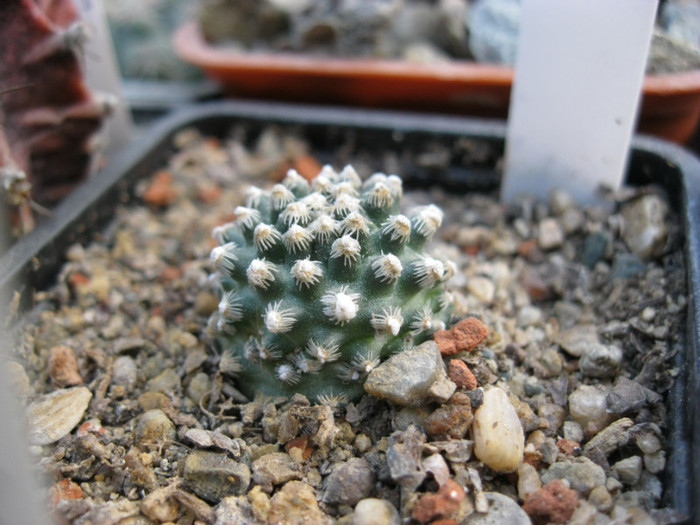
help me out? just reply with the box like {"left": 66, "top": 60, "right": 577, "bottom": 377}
{"left": 209, "top": 165, "right": 453, "bottom": 402}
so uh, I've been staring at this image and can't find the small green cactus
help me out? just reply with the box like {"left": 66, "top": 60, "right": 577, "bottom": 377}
{"left": 209, "top": 165, "right": 453, "bottom": 402}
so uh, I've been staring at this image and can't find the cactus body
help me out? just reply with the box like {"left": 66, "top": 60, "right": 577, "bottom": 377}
{"left": 210, "top": 166, "right": 453, "bottom": 402}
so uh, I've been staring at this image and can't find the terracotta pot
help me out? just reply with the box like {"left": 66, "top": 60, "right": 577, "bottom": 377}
{"left": 174, "top": 22, "right": 700, "bottom": 144}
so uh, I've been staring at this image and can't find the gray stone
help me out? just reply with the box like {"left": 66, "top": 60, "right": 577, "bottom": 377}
{"left": 464, "top": 491, "right": 531, "bottom": 524}
{"left": 612, "top": 456, "right": 642, "bottom": 485}
{"left": 134, "top": 409, "right": 176, "bottom": 447}
{"left": 582, "top": 231, "right": 612, "bottom": 268}
{"left": 386, "top": 425, "right": 426, "bottom": 491}
{"left": 112, "top": 356, "right": 138, "bottom": 390}
{"left": 611, "top": 254, "right": 646, "bottom": 279}
{"left": 541, "top": 457, "right": 606, "bottom": 496}
{"left": 352, "top": 498, "right": 400, "bottom": 525}
{"left": 467, "top": 0, "right": 522, "bottom": 65}
{"left": 568, "top": 384, "right": 610, "bottom": 434}
{"left": 214, "top": 496, "right": 258, "bottom": 525}
{"left": 364, "top": 341, "right": 444, "bottom": 406}
{"left": 186, "top": 372, "right": 211, "bottom": 405}
{"left": 428, "top": 440, "right": 474, "bottom": 463}
{"left": 579, "top": 343, "right": 622, "bottom": 378}
{"left": 251, "top": 452, "right": 303, "bottom": 491}
{"left": 182, "top": 451, "right": 251, "bottom": 503}
{"left": 583, "top": 418, "right": 633, "bottom": 457}
{"left": 607, "top": 377, "right": 661, "bottom": 415}
{"left": 556, "top": 324, "right": 599, "bottom": 357}
{"left": 145, "top": 368, "right": 181, "bottom": 395}
{"left": 323, "top": 458, "right": 375, "bottom": 506}
{"left": 621, "top": 193, "right": 669, "bottom": 260}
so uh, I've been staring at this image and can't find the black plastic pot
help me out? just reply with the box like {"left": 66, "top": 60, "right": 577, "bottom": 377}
{"left": 1, "top": 101, "right": 699, "bottom": 522}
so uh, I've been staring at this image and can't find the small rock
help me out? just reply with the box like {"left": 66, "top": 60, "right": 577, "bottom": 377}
{"left": 583, "top": 417, "right": 633, "bottom": 457}
{"left": 579, "top": 343, "right": 622, "bottom": 378}
{"left": 523, "top": 479, "right": 578, "bottom": 524}
{"left": 517, "top": 463, "right": 541, "bottom": 500}
{"left": 466, "top": 277, "right": 496, "bottom": 304}
{"left": 267, "top": 481, "right": 333, "bottom": 525}
{"left": 447, "top": 359, "right": 478, "bottom": 390}
{"left": 556, "top": 324, "right": 599, "bottom": 357}
{"left": 26, "top": 386, "right": 92, "bottom": 445}
{"left": 556, "top": 438, "right": 581, "bottom": 456}
{"left": 537, "top": 218, "right": 564, "bottom": 250}
{"left": 644, "top": 451, "right": 666, "bottom": 474}
{"left": 386, "top": 425, "right": 426, "bottom": 491}
{"left": 112, "top": 356, "right": 138, "bottom": 390}
{"left": 425, "top": 395, "right": 473, "bottom": 440}
{"left": 352, "top": 498, "right": 400, "bottom": 525}
{"left": 472, "top": 387, "right": 524, "bottom": 473}
{"left": 134, "top": 409, "right": 176, "bottom": 447}
{"left": 214, "top": 496, "right": 258, "bottom": 525}
{"left": 621, "top": 193, "right": 668, "bottom": 259}
{"left": 423, "top": 453, "right": 451, "bottom": 487}
{"left": 606, "top": 377, "right": 661, "bottom": 415}
{"left": 141, "top": 486, "right": 180, "bottom": 522}
{"left": 568, "top": 384, "right": 610, "bottom": 435}
{"left": 184, "top": 428, "right": 241, "bottom": 457}
{"left": 587, "top": 485, "right": 613, "bottom": 512}
{"left": 612, "top": 456, "right": 643, "bottom": 485}
{"left": 611, "top": 253, "right": 646, "bottom": 279}
{"left": 323, "top": 458, "right": 375, "bottom": 506}
{"left": 412, "top": 479, "right": 465, "bottom": 523}
{"left": 251, "top": 452, "right": 303, "bottom": 492}
{"left": 182, "top": 450, "right": 251, "bottom": 503}
{"left": 187, "top": 372, "right": 211, "bottom": 405}
{"left": 468, "top": 0, "right": 522, "bottom": 65}
{"left": 145, "top": 368, "right": 181, "bottom": 395}
{"left": 364, "top": 341, "right": 444, "bottom": 406}
{"left": 541, "top": 457, "right": 606, "bottom": 496}
{"left": 429, "top": 440, "right": 474, "bottom": 463}
{"left": 47, "top": 345, "right": 83, "bottom": 387}
{"left": 466, "top": 492, "right": 531, "bottom": 524}
{"left": 582, "top": 231, "right": 611, "bottom": 268}
{"left": 563, "top": 421, "right": 584, "bottom": 443}
{"left": 434, "top": 317, "right": 490, "bottom": 356}
{"left": 632, "top": 425, "right": 662, "bottom": 454}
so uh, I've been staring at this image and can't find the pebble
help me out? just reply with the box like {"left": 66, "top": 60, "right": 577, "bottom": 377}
{"left": 582, "top": 231, "right": 612, "bottom": 268}
{"left": 541, "top": 457, "right": 606, "bottom": 496}
{"left": 621, "top": 193, "right": 668, "bottom": 259}
{"left": 472, "top": 387, "right": 524, "bottom": 473}
{"left": 466, "top": 276, "right": 496, "bottom": 304}
{"left": 447, "top": 359, "right": 478, "bottom": 390}
{"left": 611, "top": 253, "right": 646, "bottom": 279}
{"left": 251, "top": 452, "right": 303, "bottom": 491}
{"left": 145, "top": 368, "right": 181, "bottom": 395}
{"left": 214, "top": 496, "right": 258, "bottom": 525}
{"left": 182, "top": 450, "right": 251, "bottom": 503}
{"left": 579, "top": 343, "right": 622, "bottom": 378}
{"left": 26, "top": 386, "right": 92, "bottom": 445}
{"left": 111, "top": 356, "right": 138, "bottom": 390}
{"left": 523, "top": 479, "right": 578, "bottom": 524}
{"left": 587, "top": 485, "right": 613, "bottom": 512}
{"left": 428, "top": 440, "right": 474, "bottom": 463}
{"left": 412, "top": 479, "right": 465, "bottom": 523}
{"left": 352, "top": 498, "right": 400, "bottom": 525}
{"left": 563, "top": 420, "right": 584, "bottom": 443}
{"left": 556, "top": 324, "right": 599, "bottom": 357}
{"left": 386, "top": 425, "right": 426, "bottom": 491}
{"left": 187, "top": 372, "right": 211, "bottom": 405}
{"left": 517, "top": 463, "right": 541, "bottom": 500}
{"left": 423, "top": 453, "right": 451, "bottom": 487}
{"left": 606, "top": 377, "right": 661, "bottom": 415}
{"left": 434, "top": 317, "right": 490, "bottom": 356}
{"left": 184, "top": 428, "right": 241, "bottom": 457}
{"left": 537, "top": 218, "right": 564, "bottom": 250}
{"left": 140, "top": 486, "right": 180, "bottom": 522}
{"left": 267, "top": 481, "right": 333, "bottom": 525}
{"left": 644, "top": 451, "right": 666, "bottom": 474}
{"left": 322, "top": 458, "right": 375, "bottom": 506}
{"left": 612, "top": 455, "right": 643, "bottom": 485}
{"left": 133, "top": 409, "right": 176, "bottom": 447}
{"left": 568, "top": 384, "right": 610, "bottom": 434}
{"left": 424, "top": 394, "right": 473, "bottom": 440}
{"left": 364, "top": 341, "right": 444, "bottom": 406}
{"left": 517, "top": 305, "right": 542, "bottom": 327}
{"left": 47, "top": 345, "right": 83, "bottom": 387}
{"left": 353, "top": 434, "right": 372, "bottom": 454}
{"left": 583, "top": 417, "right": 633, "bottom": 457}
{"left": 465, "top": 491, "right": 531, "bottom": 524}
{"left": 468, "top": 0, "right": 522, "bottom": 65}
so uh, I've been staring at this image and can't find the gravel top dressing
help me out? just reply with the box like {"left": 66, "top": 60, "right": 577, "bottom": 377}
{"left": 5, "top": 122, "right": 688, "bottom": 525}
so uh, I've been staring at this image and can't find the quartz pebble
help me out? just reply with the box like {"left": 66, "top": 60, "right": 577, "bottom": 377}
{"left": 517, "top": 463, "right": 541, "bottom": 500}
{"left": 537, "top": 218, "right": 564, "bottom": 250}
{"left": 568, "top": 384, "right": 610, "bottom": 434}
{"left": 466, "top": 276, "right": 496, "bottom": 303}
{"left": 556, "top": 324, "right": 599, "bottom": 357}
{"left": 26, "top": 386, "right": 92, "bottom": 445}
{"left": 111, "top": 356, "right": 138, "bottom": 390}
{"left": 579, "top": 343, "right": 622, "bottom": 378}
{"left": 472, "top": 387, "right": 524, "bottom": 473}
{"left": 612, "top": 455, "right": 643, "bottom": 485}
{"left": 621, "top": 193, "right": 669, "bottom": 259}
{"left": 352, "top": 498, "right": 400, "bottom": 525}
{"left": 364, "top": 341, "right": 444, "bottom": 406}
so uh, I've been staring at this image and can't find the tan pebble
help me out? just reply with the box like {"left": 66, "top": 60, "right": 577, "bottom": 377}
{"left": 26, "top": 386, "right": 92, "bottom": 445}
{"left": 353, "top": 498, "right": 400, "bottom": 525}
{"left": 141, "top": 486, "right": 180, "bottom": 522}
{"left": 472, "top": 387, "right": 524, "bottom": 473}
{"left": 517, "top": 463, "right": 541, "bottom": 500}
{"left": 48, "top": 345, "right": 83, "bottom": 387}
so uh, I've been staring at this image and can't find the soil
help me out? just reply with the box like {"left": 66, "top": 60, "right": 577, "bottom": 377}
{"left": 4, "top": 122, "right": 690, "bottom": 524}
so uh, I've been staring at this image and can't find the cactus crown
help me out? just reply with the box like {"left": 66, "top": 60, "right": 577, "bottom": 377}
{"left": 209, "top": 165, "right": 453, "bottom": 402}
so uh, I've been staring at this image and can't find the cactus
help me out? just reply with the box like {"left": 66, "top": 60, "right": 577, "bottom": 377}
{"left": 209, "top": 165, "right": 454, "bottom": 402}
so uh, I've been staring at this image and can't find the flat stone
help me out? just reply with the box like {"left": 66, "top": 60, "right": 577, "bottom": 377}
{"left": 472, "top": 387, "right": 524, "bottom": 473}
{"left": 464, "top": 491, "right": 531, "bottom": 524}
{"left": 541, "top": 457, "right": 606, "bottom": 496}
{"left": 47, "top": 345, "right": 83, "bottom": 387}
{"left": 26, "top": 386, "right": 92, "bottom": 445}
{"left": 556, "top": 324, "right": 599, "bottom": 357}
{"left": 386, "top": 425, "right": 426, "bottom": 491}
{"left": 251, "top": 452, "right": 303, "bottom": 491}
{"left": 434, "top": 317, "right": 490, "bottom": 356}
{"left": 182, "top": 450, "right": 251, "bottom": 503}
{"left": 267, "top": 481, "right": 333, "bottom": 525}
{"left": 322, "top": 458, "right": 375, "bottom": 506}
{"left": 352, "top": 498, "right": 400, "bottom": 525}
{"left": 364, "top": 341, "right": 443, "bottom": 406}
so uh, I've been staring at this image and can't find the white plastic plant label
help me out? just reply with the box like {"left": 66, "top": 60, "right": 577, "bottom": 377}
{"left": 501, "top": 0, "right": 658, "bottom": 205}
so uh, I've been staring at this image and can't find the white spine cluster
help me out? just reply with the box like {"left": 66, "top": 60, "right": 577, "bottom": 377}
{"left": 210, "top": 242, "right": 238, "bottom": 274}
{"left": 381, "top": 215, "right": 411, "bottom": 243}
{"left": 263, "top": 301, "right": 297, "bottom": 333}
{"left": 330, "top": 235, "right": 362, "bottom": 266}
{"left": 333, "top": 194, "right": 361, "bottom": 217}
{"left": 307, "top": 339, "right": 341, "bottom": 364}
{"left": 414, "top": 257, "right": 445, "bottom": 288}
{"left": 276, "top": 363, "right": 301, "bottom": 385}
{"left": 254, "top": 223, "right": 282, "bottom": 251}
{"left": 247, "top": 258, "right": 277, "bottom": 289}
{"left": 283, "top": 224, "right": 312, "bottom": 253}
{"left": 270, "top": 184, "right": 295, "bottom": 210}
{"left": 412, "top": 205, "right": 444, "bottom": 238}
{"left": 218, "top": 290, "right": 243, "bottom": 321}
{"left": 234, "top": 206, "right": 261, "bottom": 230}
{"left": 410, "top": 306, "right": 434, "bottom": 335}
{"left": 309, "top": 214, "right": 338, "bottom": 243}
{"left": 322, "top": 286, "right": 360, "bottom": 324}
{"left": 279, "top": 201, "right": 311, "bottom": 226}
{"left": 371, "top": 253, "right": 403, "bottom": 283}
{"left": 370, "top": 307, "right": 404, "bottom": 336}
{"left": 283, "top": 169, "right": 310, "bottom": 191}
{"left": 365, "top": 182, "right": 394, "bottom": 208}
{"left": 291, "top": 258, "right": 323, "bottom": 289}
{"left": 340, "top": 211, "right": 371, "bottom": 238}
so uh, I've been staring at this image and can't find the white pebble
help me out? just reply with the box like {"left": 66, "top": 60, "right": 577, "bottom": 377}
{"left": 472, "top": 387, "right": 524, "bottom": 473}
{"left": 352, "top": 498, "right": 400, "bottom": 525}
